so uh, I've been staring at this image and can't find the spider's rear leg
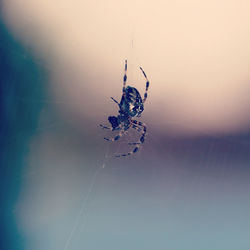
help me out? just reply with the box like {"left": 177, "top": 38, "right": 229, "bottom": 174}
{"left": 140, "top": 67, "right": 150, "bottom": 104}
{"left": 104, "top": 127, "right": 128, "bottom": 142}
{"left": 129, "top": 120, "right": 147, "bottom": 144}
{"left": 115, "top": 120, "right": 147, "bottom": 157}
{"left": 128, "top": 124, "right": 143, "bottom": 143}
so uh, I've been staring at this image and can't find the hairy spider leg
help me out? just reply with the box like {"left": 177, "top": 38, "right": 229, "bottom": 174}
{"left": 104, "top": 123, "right": 131, "bottom": 142}
{"left": 132, "top": 124, "right": 143, "bottom": 132}
{"left": 110, "top": 97, "right": 120, "bottom": 107}
{"left": 122, "top": 60, "right": 128, "bottom": 98}
{"left": 100, "top": 122, "right": 123, "bottom": 131}
{"left": 140, "top": 67, "right": 150, "bottom": 104}
{"left": 115, "top": 120, "right": 147, "bottom": 157}
{"left": 129, "top": 123, "right": 145, "bottom": 144}
{"left": 104, "top": 128, "right": 126, "bottom": 142}
{"left": 100, "top": 124, "right": 113, "bottom": 130}
{"left": 127, "top": 123, "right": 144, "bottom": 143}
{"left": 130, "top": 120, "right": 147, "bottom": 144}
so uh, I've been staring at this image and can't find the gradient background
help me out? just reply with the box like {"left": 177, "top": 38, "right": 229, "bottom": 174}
{"left": 1, "top": 1, "right": 250, "bottom": 249}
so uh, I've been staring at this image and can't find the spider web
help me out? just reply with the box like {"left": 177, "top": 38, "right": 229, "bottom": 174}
{"left": 2, "top": 14, "right": 250, "bottom": 250}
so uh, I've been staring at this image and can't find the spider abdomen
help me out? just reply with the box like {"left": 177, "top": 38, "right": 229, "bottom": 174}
{"left": 120, "top": 86, "right": 144, "bottom": 117}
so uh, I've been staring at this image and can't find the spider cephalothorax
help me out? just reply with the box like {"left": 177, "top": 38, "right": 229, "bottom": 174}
{"left": 100, "top": 60, "right": 150, "bottom": 157}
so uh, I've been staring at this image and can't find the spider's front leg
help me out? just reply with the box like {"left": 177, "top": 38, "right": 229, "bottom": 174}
{"left": 140, "top": 67, "right": 150, "bottom": 104}
{"left": 122, "top": 60, "right": 128, "bottom": 98}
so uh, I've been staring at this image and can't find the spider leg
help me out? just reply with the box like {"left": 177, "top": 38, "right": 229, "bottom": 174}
{"left": 110, "top": 97, "right": 120, "bottom": 107}
{"left": 104, "top": 127, "right": 126, "bottom": 142}
{"left": 140, "top": 66, "right": 150, "bottom": 104}
{"left": 131, "top": 120, "right": 147, "bottom": 143}
{"left": 115, "top": 120, "right": 147, "bottom": 157}
{"left": 127, "top": 124, "right": 143, "bottom": 144}
{"left": 131, "top": 124, "right": 143, "bottom": 132}
{"left": 100, "top": 124, "right": 112, "bottom": 130}
{"left": 122, "top": 60, "right": 128, "bottom": 98}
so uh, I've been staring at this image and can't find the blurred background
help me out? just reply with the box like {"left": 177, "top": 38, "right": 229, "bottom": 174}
{"left": 1, "top": 0, "right": 250, "bottom": 249}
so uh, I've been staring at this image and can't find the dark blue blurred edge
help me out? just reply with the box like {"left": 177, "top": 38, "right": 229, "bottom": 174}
{"left": 0, "top": 17, "right": 47, "bottom": 249}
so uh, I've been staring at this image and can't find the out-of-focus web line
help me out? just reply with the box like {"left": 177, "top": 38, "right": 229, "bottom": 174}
{"left": 63, "top": 143, "right": 110, "bottom": 250}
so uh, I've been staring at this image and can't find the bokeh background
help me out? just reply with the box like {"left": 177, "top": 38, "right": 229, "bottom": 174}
{"left": 1, "top": 0, "right": 250, "bottom": 249}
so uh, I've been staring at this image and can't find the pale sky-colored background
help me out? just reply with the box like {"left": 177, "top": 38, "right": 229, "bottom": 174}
{"left": 3, "top": 0, "right": 250, "bottom": 135}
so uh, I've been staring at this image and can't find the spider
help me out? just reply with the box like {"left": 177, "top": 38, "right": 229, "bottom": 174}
{"left": 100, "top": 60, "right": 150, "bottom": 157}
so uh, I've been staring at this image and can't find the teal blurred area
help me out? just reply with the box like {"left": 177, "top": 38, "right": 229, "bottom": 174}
{"left": 0, "top": 19, "right": 48, "bottom": 249}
